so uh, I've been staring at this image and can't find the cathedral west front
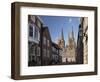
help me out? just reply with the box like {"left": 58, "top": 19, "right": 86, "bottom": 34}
{"left": 56, "top": 28, "right": 76, "bottom": 64}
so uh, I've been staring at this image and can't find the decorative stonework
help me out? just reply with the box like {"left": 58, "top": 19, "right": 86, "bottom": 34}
{"left": 57, "top": 28, "right": 76, "bottom": 63}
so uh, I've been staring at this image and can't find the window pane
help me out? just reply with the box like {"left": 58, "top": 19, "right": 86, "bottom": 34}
{"left": 29, "top": 26, "right": 33, "bottom": 37}
{"left": 34, "top": 27, "right": 39, "bottom": 40}
{"left": 38, "top": 30, "right": 40, "bottom": 41}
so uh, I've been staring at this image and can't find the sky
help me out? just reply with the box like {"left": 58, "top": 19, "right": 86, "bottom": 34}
{"left": 40, "top": 15, "right": 80, "bottom": 45}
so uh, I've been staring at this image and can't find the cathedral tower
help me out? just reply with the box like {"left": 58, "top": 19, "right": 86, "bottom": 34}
{"left": 67, "top": 27, "right": 76, "bottom": 48}
{"left": 57, "top": 28, "right": 65, "bottom": 49}
{"left": 65, "top": 27, "right": 76, "bottom": 63}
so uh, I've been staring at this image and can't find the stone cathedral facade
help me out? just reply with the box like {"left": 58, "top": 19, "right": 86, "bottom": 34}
{"left": 56, "top": 28, "right": 76, "bottom": 63}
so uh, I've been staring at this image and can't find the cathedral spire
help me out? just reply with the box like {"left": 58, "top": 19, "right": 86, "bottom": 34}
{"left": 61, "top": 27, "right": 64, "bottom": 41}
{"left": 72, "top": 26, "right": 74, "bottom": 39}
{"left": 58, "top": 27, "right": 65, "bottom": 48}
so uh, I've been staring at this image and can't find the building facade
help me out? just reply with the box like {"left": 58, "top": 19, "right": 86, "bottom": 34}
{"left": 28, "top": 15, "right": 42, "bottom": 66}
{"left": 76, "top": 23, "right": 83, "bottom": 64}
{"left": 28, "top": 15, "right": 62, "bottom": 66}
{"left": 57, "top": 28, "right": 76, "bottom": 63}
{"left": 42, "top": 27, "right": 52, "bottom": 65}
{"left": 76, "top": 17, "right": 88, "bottom": 64}
{"left": 52, "top": 42, "right": 62, "bottom": 64}
{"left": 82, "top": 17, "right": 88, "bottom": 64}
{"left": 65, "top": 30, "right": 76, "bottom": 63}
